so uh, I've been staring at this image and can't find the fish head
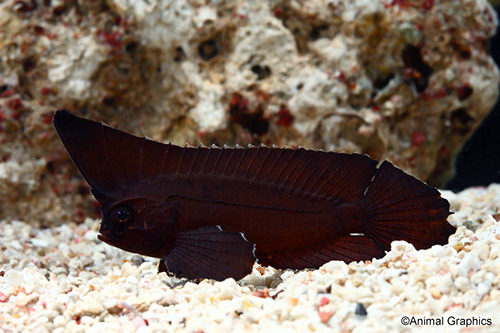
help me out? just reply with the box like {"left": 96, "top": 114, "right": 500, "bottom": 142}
{"left": 53, "top": 110, "right": 177, "bottom": 258}
{"left": 96, "top": 191, "right": 175, "bottom": 258}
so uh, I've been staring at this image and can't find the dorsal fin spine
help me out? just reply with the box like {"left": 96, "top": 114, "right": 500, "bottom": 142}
{"left": 160, "top": 143, "right": 172, "bottom": 175}
{"left": 201, "top": 145, "right": 214, "bottom": 173}
{"left": 297, "top": 153, "right": 326, "bottom": 194}
{"left": 138, "top": 137, "right": 147, "bottom": 180}
{"left": 100, "top": 123, "right": 116, "bottom": 183}
{"left": 251, "top": 147, "right": 274, "bottom": 183}
{"left": 324, "top": 160, "right": 372, "bottom": 201}
{"left": 313, "top": 155, "right": 349, "bottom": 197}
{"left": 265, "top": 148, "right": 285, "bottom": 182}
{"left": 232, "top": 146, "right": 249, "bottom": 178}
{"left": 271, "top": 148, "right": 299, "bottom": 186}
{"left": 290, "top": 151, "right": 316, "bottom": 193}
{"left": 280, "top": 149, "right": 307, "bottom": 189}
{"left": 174, "top": 146, "right": 187, "bottom": 175}
{"left": 221, "top": 147, "right": 237, "bottom": 175}
{"left": 187, "top": 146, "right": 201, "bottom": 174}
{"left": 243, "top": 145, "right": 261, "bottom": 178}
{"left": 309, "top": 155, "right": 341, "bottom": 196}
{"left": 211, "top": 145, "right": 225, "bottom": 175}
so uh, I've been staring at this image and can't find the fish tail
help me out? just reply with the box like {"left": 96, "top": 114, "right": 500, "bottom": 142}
{"left": 363, "top": 161, "right": 455, "bottom": 250}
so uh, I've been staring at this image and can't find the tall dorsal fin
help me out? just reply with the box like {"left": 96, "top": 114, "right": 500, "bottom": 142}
{"left": 53, "top": 110, "right": 378, "bottom": 203}
{"left": 54, "top": 110, "right": 168, "bottom": 194}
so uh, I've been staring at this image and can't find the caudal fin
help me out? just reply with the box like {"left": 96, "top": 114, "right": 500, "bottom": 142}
{"left": 364, "top": 161, "right": 455, "bottom": 250}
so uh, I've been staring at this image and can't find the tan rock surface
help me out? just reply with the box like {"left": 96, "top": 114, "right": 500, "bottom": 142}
{"left": 0, "top": 0, "right": 498, "bottom": 224}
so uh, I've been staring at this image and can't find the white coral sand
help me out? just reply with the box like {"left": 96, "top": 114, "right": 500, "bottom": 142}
{"left": 1, "top": 185, "right": 499, "bottom": 332}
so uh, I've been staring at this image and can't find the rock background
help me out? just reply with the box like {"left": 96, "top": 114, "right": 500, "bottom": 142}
{"left": 0, "top": 0, "right": 498, "bottom": 225}
{"left": 448, "top": 2, "right": 500, "bottom": 191}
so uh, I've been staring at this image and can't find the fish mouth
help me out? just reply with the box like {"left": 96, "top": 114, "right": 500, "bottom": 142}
{"left": 97, "top": 233, "right": 117, "bottom": 245}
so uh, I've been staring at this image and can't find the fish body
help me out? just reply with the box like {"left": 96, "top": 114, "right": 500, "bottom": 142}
{"left": 114, "top": 174, "right": 365, "bottom": 262}
{"left": 53, "top": 110, "right": 455, "bottom": 281}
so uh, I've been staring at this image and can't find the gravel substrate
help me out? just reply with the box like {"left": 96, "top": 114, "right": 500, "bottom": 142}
{"left": 1, "top": 184, "right": 500, "bottom": 332}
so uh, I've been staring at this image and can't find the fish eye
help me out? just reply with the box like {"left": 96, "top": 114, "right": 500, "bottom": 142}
{"left": 111, "top": 206, "right": 133, "bottom": 224}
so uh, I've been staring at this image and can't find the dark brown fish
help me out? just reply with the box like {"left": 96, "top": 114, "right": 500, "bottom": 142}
{"left": 53, "top": 110, "right": 455, "bottom": 281}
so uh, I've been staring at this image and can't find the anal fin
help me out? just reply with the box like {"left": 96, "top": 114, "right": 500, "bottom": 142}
{"left": 161, "top": 226, "right": 255, "bottom": 281}
{"left": 261, "top": 234, "right": 386, "bottom": 269}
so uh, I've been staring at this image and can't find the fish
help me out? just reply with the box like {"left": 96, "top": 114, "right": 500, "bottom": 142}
{"left": 52, "top": 110, "right": 455, "bottom": 281}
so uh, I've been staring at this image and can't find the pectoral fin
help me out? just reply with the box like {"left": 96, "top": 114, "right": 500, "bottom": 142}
{"left": 160, "top": 226, "right": 255, "bottom": 281}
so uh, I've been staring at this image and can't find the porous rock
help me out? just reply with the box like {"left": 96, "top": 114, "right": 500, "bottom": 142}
{"left": 0, "top": 1, "right": 498, "bottom": 222}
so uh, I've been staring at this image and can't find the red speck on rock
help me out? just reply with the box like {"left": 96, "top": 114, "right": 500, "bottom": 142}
{"left": 40, "top": 131, "right": 51, "bottom": 139}
{"left": 276, "top": 107, "right": 294, "bottom": 127}
{"left": 432, "top": 88, "right": 447, "bottom": 99}
{"left": 422, "top": 0, "right": 434, "bottom": 10}
{"left": 319, "top": 296, "right": 330, "bottom": 307}
{"left": 336, "top": 71, "right": 346, "bottom": 82}
{"left": 76, "top": 209, "right": 86, "bottom": 222}
{"left": 457, "top": 84, "right": 473, "bottom": 101}
{"left": 0, "top": 88, "right": 17, "bottom": 98}
{"left": 41, "top": 87, "right": 51, "bottom": 96}
{"left": 252, "top": 288, "right": 271, "bottom": 298}
{"left": 273, "top": 6, "right": 283, "bottom": 17}
{"left": 408, "top": 157, "right": 416, "bottom": 168}
{"left": 318, "top": 311, "right": 333, "bottom": 323}
{"left": 32, "top": 25, "right": 45, "bottom": 34}
{"left": 43, "top": 114, "right": 53, "bottom": 124}
{"left": 229, "top": 92, "right": 269, "bottom": 135}
{"left": 402, "top": 44, "right": 433, "bottom": 93}
{"left": 384, "top": 0, "right": 410, "bottom": 9}
{"left": 367, "top": 99, "right": 381, "bottom": 112}
{"left": 438, "top": 145, "right": 447, "bottom": 157}
{"left": 229, "top": 92, "right": 248, "bottom": 116}
{"left": 402, "top": 68, "right": 417, "bottom": 78}
{"left": 72, "top": 315, "right": 81, "bottom": 325}
{"left": 98, "top": 30, "right": 124, "bottom": 52}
